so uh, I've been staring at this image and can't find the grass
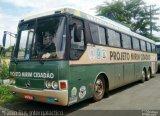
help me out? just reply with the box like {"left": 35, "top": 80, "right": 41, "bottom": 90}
{"left": 0, "top": 85, "right": 20, "bottom": 105}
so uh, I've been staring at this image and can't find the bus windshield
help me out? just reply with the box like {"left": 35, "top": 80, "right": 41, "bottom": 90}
{"left": 16, "top": 16, "right": 66, "bottom": 60}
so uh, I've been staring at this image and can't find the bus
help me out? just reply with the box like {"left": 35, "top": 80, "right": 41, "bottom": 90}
{"left": 156, "top": 42, "right": 160, "bottom": 71}
{"left": 8, "top": 8, "right": 157, "bottom": 106}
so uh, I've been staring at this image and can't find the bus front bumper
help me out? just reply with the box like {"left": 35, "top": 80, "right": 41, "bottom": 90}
{"left": 8, "top": 85, "right": 68, "bottom": 106}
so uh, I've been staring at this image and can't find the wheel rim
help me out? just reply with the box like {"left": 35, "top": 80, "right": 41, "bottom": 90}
{"left": 95, "top": 79, "right": 104, "bottom": 97}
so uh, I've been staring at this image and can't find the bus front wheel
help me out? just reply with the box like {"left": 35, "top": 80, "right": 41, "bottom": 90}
{"left": 93, "top": 76, "right": 105, "bottom": 101}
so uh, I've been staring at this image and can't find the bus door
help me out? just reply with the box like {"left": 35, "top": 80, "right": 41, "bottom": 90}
{"left": 69, "top": 17, "right": 88, "bottom": 103}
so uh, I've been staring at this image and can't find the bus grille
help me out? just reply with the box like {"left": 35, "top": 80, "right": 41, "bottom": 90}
{"left": 16, "top": 78, "right": 44, "bottom": 90}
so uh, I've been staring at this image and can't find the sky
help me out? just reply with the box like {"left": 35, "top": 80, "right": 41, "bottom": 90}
{"left": 0, "top": 0, "right": 160, "bottom": 48}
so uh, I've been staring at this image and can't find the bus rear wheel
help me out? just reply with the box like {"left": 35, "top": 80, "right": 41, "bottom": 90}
{"left": 146, "top": 68, "right": 151, "bottom": 81}
{"left": 141, "top": 69, "right": 146, "bottom": 83}
{"left": 93, "top": 76, "right": 105, "bottom": 101}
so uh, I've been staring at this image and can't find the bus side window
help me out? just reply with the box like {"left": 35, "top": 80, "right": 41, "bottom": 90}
{"left": 98, "top": 27, "right": 106, "bottom": 45}
{"left": 108, "top": 29, "right": 121, "bottom": 47}
{"left": 70, "top": 18, "right": 85, "bottom": 60}
{"left": 89, "top": 23, "right": 106, "bottom": 45}
{"left": 152, "top": 44, "right": 155, "bottom": 52}
{"left": 89, "top": 23, "right": 99, "bottom": 44}
{"left": 132, "top": 37, "right": 140, "bottom": 50}
{"left": 140, "top": 40, "right": 146, "bottom": 51}
{"left": 147, "top": 42, "right": 151, "bottom": 52}
{"left": 122, "top": 34, "right": 132, "bottom": 49}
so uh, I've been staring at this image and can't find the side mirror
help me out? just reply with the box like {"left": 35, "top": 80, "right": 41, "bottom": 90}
{"left": 11, "top": 45, "right": 15, "bottom": 59}
{"left": 15, "top": 34, "right": 17, "bottom": 38}
{"left": 73, "top": 24, "right": 82, "bottom": 42}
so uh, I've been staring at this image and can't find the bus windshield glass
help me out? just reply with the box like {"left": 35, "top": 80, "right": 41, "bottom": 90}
{"left": 16, "top": 16, "right": 66, "bottom": 60}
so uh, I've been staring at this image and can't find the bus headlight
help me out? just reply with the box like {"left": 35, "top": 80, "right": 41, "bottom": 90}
{"left": 45, "top": 81, "right": 52, "bottom": 88}
{"left": 51, "top": 81, "right": 58, "bottom": 89}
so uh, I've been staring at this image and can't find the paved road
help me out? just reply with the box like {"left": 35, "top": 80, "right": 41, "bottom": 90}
{"left": 1, "top": 74, "right": 160, "bottom": 116}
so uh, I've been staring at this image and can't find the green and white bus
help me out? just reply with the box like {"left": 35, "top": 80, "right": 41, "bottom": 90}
{"left": 8, "top": 8, "right": 157, "bottom": 106}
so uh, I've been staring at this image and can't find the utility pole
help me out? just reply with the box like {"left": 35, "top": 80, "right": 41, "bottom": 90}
{"left": 2, "top": 31, "right": 17, "bottom": 47}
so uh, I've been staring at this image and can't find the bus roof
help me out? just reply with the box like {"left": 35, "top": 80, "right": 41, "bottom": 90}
{"left": 23, "top": 7, "right": 155, "bottom": 44}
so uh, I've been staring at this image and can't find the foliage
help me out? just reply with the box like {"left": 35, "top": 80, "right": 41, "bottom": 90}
{"left": 5, "top": 46, "right": 14, "bottom": 52}
{"left": 0, "top": 46, "right": 14, "bottom": 58}
{"left": 96, "top": 0, "right": 160, "bottom": 40}
{"left": 0, "top": 61, "right": 9, "bottom": 80}
{"left": 0, "top": 85, "right": 20, "bottom": 105}
{"left": 151, "top": 36, "right": 160, "bottom": 42}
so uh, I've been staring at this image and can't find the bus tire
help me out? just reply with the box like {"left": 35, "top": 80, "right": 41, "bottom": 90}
{"left": 141, "top": 69, "right": 146, "bottom": 83}
{"left": 93, "top": 76, "right": 105, "bottom": 101}
{"left": 146, "top": 68, "right": 151, "bottom": 81}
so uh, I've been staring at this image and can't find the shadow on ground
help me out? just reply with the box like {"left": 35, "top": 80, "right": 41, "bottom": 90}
{"left": 1, "top": 96, "right": 93, "bottom": 115}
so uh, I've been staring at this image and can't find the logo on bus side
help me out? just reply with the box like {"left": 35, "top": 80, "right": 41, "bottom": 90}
{"left": 71, "top": 87, "right": 77, "bottom": 96}
{"left": 97, "top": 48, "right": 101, "bottom": 60}
{"left": 79, "top": 86, "right": 86, "bottom": 99}
{"left": 69, "top": 87, "right": 78, "bottom": 104}
{"left": 88, "top": 48, "right": 107, "bottom": 62}
{"left": 89, "top": 48, "right": 95, "bottom": 61}
{"left": 102, "top": 49, "right": 107, "bottom": 60}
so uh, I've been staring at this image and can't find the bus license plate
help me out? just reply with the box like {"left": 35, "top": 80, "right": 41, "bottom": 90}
{"left": 24, "top": 95, "right": 33, "bottom": 100}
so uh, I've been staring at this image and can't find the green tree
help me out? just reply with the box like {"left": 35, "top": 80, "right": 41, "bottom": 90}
{"left": 0, "top": 61, "right": 9, "bottom": 80}
{"left": 96, "top": 0, "right": 160, "bottom": 40}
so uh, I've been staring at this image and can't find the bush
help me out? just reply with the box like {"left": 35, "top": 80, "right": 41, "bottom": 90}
{"left": 0, "top": 85, "right": 11, "bottom": 95}
{"left": 0, "top": 85, "right": 20, "bottom": 105}
{"left": 0, "top": 61, "right": 9, "bottom": 80}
